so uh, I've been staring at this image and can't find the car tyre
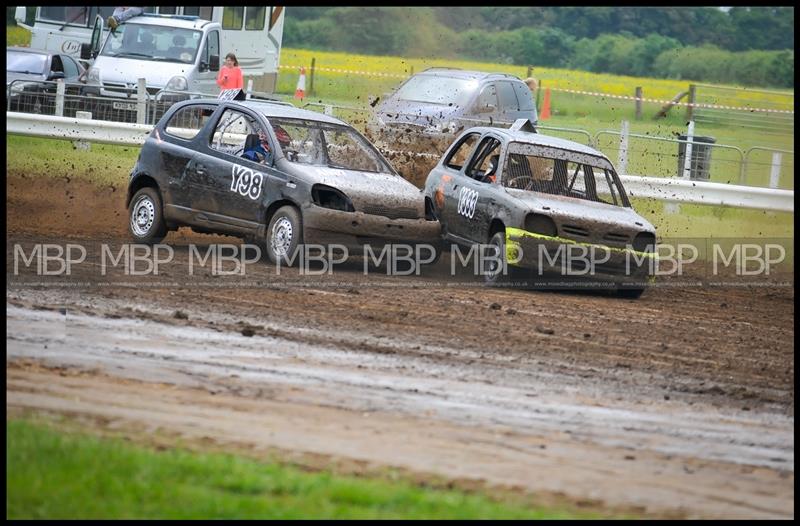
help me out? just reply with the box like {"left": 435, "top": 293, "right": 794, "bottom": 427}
{"left": 484, "top": 231, "right": 523, "bottom": 287}
{"left": 128, "top": 187, "right": 167, "bottom": 244}
{"left": 266, "top": 205, "right": 303, "bottom": 266}
{"left": 617, "top": 286, "right": 645, "bottom": 299}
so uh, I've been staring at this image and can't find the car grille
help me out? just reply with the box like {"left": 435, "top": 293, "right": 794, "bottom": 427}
{"left": 360, "top": 204, "right": 419, "bottom": 220}
{"left": 560, "top": 224, "right": 589, "bottom": 238}
{"left": 102, "top": 83, "right": 161, "bottom": 97}
{"left": 603, "top": 232, "right": 630, "bottom": 245}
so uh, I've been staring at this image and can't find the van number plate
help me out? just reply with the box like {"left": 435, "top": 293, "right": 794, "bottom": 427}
{"left": 112, "top": 101, "right": 137, "bottom": 111}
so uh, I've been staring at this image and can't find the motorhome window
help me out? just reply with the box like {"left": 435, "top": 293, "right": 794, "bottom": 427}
{"left": 184, "top": 7, "right": 213, "bottom": 19}
{"left": 38, "top": 6, "right": 88, "bottom": 26}
{"left": 7, "top": 51, "right": 46, "bottom": 75}
{"left": 245, "top": 7, "right": 266, "bottom": 30}
{"left": 100, "top": 24, "right": 202, "bottom": 65}
{"left": 160, "top": 7, "right": 178, "bottom": 14}
{"left": 222, "top": 7, "right": 244, "bottom": 30}
{"left": 89, "top": 7, "right": 116, "bottom": 22}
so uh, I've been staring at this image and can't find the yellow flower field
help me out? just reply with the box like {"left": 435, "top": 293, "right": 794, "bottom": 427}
{"left": 280, "top": 48, "right": 793, "bottom": 110}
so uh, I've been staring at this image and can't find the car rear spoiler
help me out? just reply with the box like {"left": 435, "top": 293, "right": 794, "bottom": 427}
{"left": 510, "top": 118, "right": 537, "bottom": 133}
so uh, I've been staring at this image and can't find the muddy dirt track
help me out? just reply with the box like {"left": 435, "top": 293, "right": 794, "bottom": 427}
{"left": 6, "top": 176, "right": 795, "bottom": 519}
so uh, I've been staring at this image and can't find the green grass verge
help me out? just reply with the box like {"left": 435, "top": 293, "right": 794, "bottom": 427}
{"left": 6, "top": 135, "right": 138, "bottom": 187}
{"left": 6, "top": 418, "right": 605, "bottom": 519}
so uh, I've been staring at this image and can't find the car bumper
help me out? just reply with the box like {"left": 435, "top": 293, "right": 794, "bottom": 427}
{"left": 505, "top": 227, "right": 655, "bottom": 284}
{"left": 302, "top": 203, "right": 441, "bottom": 249}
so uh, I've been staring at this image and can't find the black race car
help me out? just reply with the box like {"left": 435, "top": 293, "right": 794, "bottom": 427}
{"left": 127, "top": 99, "right": 440, "bottom": 264}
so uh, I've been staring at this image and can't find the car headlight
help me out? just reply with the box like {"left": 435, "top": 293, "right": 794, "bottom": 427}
{"left": 87, "top": 67, "right": 100, "bottom": 83}
{"left": 311, "top": 185, "right": 355, "bottom": 212}
{"left": 165, "top": 75, "right": 188, "bottom": 91}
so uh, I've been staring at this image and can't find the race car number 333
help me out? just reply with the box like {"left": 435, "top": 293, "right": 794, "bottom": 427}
{"left": 457, "top": 187, "right": 478, "bottom": 219}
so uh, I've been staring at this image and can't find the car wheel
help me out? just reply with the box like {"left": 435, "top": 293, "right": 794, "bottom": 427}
{"left": 128, "top": 187, "right": 167, "bottom": 244}
{"left": 483, "top": 231, "right": 523, "bottom": 286}
{"left": 266, "top": 205, "right": 303, "bottom": 266}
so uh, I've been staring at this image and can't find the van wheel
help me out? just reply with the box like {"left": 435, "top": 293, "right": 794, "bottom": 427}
{"left": 128, "top": 187, "right": 167, "bottom": 244}
{"left": 266, "top": 206, "right": 303, "bottom": 265}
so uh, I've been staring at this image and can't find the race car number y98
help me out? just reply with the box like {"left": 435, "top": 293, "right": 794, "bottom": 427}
{"left": 231, "top": 165, "right": 263, "bottom": 200}
{"left": 457, "top": 187, "right": 479, "bottom": 219}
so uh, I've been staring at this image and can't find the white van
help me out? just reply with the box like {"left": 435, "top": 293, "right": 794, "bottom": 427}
{"left": 14, "top": 7, "right": 285, "bottom": 94}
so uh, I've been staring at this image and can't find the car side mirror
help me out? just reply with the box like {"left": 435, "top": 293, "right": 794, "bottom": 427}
{"left": 210, "top": 54, "right": 220, "bottom": 71}
{"left": 49, "top": 71, "right": 66, "bottom": 81}
{"left": 80, "top": 43, "right": 92, "bottom": 60}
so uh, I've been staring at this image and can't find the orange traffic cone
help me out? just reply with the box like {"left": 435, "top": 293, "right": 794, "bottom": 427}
{"left": 294, "top": 67, "right": 306, "bottom": 100}
{"left": 540, "top": 87, "right": 551, "bottom": 120}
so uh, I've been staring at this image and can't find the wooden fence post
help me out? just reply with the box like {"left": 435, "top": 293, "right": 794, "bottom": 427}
{"left": 526, "top": 65, "right": 532, "bottom": 79}
{"left": 536, "top": 80, "right": 542, "bottom": 113}
{"left": 685, "top": 84, "right": 696, "bottom": 121}
{"left": 635, "top": 86, "right": 642, "bottom": 121}
{"left": 309, "top": 57, "right": 316, "bottom": 96}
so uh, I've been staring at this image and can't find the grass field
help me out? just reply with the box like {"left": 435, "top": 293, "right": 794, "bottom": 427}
{"left": 7, "top": 418, "right": 605, "bottom": 519}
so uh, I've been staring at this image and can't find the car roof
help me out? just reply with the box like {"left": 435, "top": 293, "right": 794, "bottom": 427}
{"left": 418, "top": 67, "right": 520, "bottom": 82}
{"left": 475, "top": 127, "right": 612, "bottom": 161}
{"left": 183, "top": 99, "right": 349, "bottom": 126}
{"left": 126, "top": 15, "right": 212, "bottom": 30}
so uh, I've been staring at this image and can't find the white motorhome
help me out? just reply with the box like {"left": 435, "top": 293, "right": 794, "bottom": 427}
{"left": 14, "top": 6, "right": 285, "bottom": 93}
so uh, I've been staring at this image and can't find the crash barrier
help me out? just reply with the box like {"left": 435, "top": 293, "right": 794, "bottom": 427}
{"left": 594, "top": 129, "right": 794, "bottom": 190}
{"left": 6, "top": 110, "right": 793, "bottom": 213}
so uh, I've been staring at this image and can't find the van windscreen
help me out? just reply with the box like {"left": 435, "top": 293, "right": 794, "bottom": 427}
{"left": 100, "top": 24, "right": 202, "bottom": 64}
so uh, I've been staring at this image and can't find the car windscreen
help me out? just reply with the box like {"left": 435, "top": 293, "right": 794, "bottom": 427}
{"left": 7, "top": 51, "right": 47, "bottom": 75}
{"left": 502, "top": 142, "right": 630, "bottom": 207}
{"left": 100, "top": 24, "right": 202, "bottom": 64}
{"left": 393, "top": 75, "right": 478, "bottom": 106}
{"left": 268, "top": 117, "right": 394, "bottom": 174}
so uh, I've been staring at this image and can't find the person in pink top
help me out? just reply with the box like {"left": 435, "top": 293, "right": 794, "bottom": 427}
{"left": 217, "top": 53, "right": 243, "bottom": 91}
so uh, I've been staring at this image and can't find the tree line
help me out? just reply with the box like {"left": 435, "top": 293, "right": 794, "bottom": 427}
{"left": 284, "top": 7, "right": 795, "bottom": 88}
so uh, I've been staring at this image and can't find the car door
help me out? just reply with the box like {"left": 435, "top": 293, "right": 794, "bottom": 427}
{"left": 195, "top": 30, "right": 220, "bottom": 94}
{"left": 157, "top": 102, "right": 219, "bottom": 215}
{"left": 193, "top": 106, "right": 281, "bottom": 227}
{"left": 436, "top": 132, "right": 481, "bottom": 238}
{"left": 448, "top": 134, "right": 503, "bottom": 243}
